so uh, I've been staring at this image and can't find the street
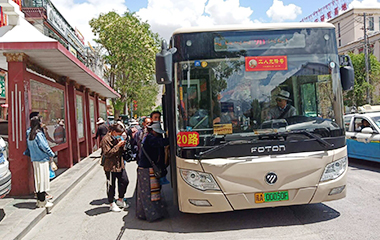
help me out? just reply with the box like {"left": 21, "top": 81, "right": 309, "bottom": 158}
{"left": 23, "top": 159, "right": 380, "bottom": 240}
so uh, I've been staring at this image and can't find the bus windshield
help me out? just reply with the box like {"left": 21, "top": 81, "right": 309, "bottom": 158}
{"left": 175, "top": 27, "right": 344, "bottom": 139}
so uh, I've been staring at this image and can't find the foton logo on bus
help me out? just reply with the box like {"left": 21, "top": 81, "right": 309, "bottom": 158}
{"left": 177, "top": 132, "right": 199, "bottom": 147}
{"left": 251, "top": 145, "right": 286, "bottom": 153}
{"left": 245, "top": 56, "right": 287, "bottom": 72}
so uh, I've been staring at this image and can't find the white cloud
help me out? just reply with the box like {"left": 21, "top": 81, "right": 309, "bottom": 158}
{"left": 266, "top": 0, "right": 302, "bottom": 22}
{"left": 349, "top": 0, "right": 380, "bottom": 8}
{"left": 50, "top": 0, "right": 127, "bottom": 45}
{"left": 137, "top": 0, "right": 255, "bottom": 41}
{"left": 48, "top": 0, "right": 256, "bottom": 45}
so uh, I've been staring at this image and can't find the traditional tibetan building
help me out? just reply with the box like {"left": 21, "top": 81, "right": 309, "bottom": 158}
{"left": 0, "top": 0, "right": 119, "bottom": 195}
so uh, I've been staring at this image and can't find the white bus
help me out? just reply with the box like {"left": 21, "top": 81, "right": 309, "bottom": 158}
{"left": 156, "top": 23, "right": 354, "bottom": 213}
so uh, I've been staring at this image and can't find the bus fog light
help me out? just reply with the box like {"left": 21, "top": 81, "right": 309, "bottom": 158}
{"left": 329, "top": 185, "right": 345, "bottom": 195}
{"left": 180, "top": 169, "right": 220, "bottom": 191}
{"left": 189, "top": 199, "right": 212, "bottom": 206}
{"left": 320, "top": 156, "right": 347, "bottom": 182}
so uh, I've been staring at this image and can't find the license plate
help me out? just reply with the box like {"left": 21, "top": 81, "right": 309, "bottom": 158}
{"left": 254, "top": 191, "right": 289, "bottom": 203}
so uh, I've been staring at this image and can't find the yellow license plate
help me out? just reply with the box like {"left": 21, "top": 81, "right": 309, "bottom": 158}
{"left": 255, "top": 191, "right": 289, "bottom": 203}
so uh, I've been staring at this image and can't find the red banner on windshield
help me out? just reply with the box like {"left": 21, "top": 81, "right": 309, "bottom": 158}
{"left": 245, "top": 56, "right": 287, "bottom": 72}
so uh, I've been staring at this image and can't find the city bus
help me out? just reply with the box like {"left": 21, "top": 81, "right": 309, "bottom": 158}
{"left": 156, "top": 23, "right": 354, "bottom": 213}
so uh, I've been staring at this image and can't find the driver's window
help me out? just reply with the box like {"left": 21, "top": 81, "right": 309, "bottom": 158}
{"left": 354, "top": 118, "right": 372, "bottom": 132}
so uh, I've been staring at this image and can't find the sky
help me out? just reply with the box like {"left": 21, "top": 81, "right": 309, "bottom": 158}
{"left": 49, "top": 0, "right": 380, "bottom": 45}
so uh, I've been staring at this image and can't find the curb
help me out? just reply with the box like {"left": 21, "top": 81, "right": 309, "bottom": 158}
{"left": 0, "top": 150, "right": 101, "bottom": 240}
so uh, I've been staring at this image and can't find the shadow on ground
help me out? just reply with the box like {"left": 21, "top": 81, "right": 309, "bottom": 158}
{"left": 349, "top": 158, "right": 380, "bottom": 173}
{"left": 0, "top": 209, "right": 5, "bottom": 222}
{"left": 13, "top": 202, "right": 36, "bottom": 210}
{"left": 114, "top": 188, "right": 340, "bottom": 239}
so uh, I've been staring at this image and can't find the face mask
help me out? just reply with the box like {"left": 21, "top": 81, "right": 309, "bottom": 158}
{"left": 114, "top": 135, "right": 124, "bottom": 141}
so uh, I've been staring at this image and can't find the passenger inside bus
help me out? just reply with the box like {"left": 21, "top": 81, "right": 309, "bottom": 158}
{"left": 267, "top": 90, "right": 296, "bottom": 120}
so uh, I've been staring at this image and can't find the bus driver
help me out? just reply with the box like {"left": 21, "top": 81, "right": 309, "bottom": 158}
{"left": 267, "top": 90, "right": 296, "bottom": 120}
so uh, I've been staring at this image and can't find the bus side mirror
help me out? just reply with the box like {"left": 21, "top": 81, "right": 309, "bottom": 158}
{"left": 339, "top": 55, "right": 355, "bottom": 91}
{"left": 156, "top": 40, "right": 177, "bottom": 85}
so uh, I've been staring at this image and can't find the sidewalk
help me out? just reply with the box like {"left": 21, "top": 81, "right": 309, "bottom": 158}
{"left": 0, "top": 150, "right": 101, "bottom": 240}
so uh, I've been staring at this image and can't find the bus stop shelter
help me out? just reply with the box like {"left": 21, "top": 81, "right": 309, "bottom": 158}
{"left": 0, "top": 3, "right": 119, "bottom": 195}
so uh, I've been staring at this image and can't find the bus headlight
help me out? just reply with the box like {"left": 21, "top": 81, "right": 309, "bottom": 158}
{"left": 180, "top": 169, "right": 221, "bottom": 191}
{"left": 320, "top": 156, "right": 347, "bottom": 182}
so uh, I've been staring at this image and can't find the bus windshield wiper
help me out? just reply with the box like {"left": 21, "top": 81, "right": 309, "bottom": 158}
{"left": 280, "top": 130, "right": 334, "bottom": 148}
{"left": 195, "top": 140, "right": 251, "bottom": 160}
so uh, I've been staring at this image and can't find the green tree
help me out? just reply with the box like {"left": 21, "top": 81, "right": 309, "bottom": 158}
{"left": 345, "top": 53, "right": 380, "bottom": 107}
{"left": 89, "top": 11, "right": 160, "bottom": 119}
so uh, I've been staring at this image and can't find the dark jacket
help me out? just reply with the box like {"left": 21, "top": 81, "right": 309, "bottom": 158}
{"left": 139, "top": 133, "right": 169, "bottom": 169}
{"left": 101, "top": 132, "right": 124, "bottom": 172}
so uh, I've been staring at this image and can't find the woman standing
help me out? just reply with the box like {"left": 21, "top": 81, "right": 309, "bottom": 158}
{"left": 26, "top": 116, "right": 55, "bottom": 208}
{"left": 137, "top": 121, "right": 169, "bottom": 221}
{"left": 101, "top": 124, "right": 129, "bottom": 212}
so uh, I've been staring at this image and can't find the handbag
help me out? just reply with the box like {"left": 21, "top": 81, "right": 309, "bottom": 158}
{"left": 50, "top": 160, "right": 58, "bottom": 171}
{"left": 141, "top": 144, "right": 162, "bottom": 179}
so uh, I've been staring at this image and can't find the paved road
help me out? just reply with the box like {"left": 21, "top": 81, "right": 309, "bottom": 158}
{"left": 23, "top": 159, "right": 380, "bottom": 240}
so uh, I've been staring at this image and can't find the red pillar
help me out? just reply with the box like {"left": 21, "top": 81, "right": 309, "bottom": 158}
{"left": 84, "top": 88, "right": 92, "bottom": 155}
{"left": 57, "top": 80, "right": 74, "bottom": 168}
{"left": 94, "top": 94, "right": 100, "bottom": 148}
{"left": 67, "top": 81, "right": 80, "bottom": 163}
{"left": 6, "top": 53, "right": 34, "bottom": 196}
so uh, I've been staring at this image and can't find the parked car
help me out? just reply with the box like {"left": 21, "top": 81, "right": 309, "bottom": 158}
{"left": 344, "top": 110, "right": 380, "bottom": 162}
{"left": 0, "top": 137, "right": 11, "bottom": 198}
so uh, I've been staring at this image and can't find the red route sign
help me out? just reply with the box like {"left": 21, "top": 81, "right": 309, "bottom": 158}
{"left": 245, "top": 56, "right": 287, "bottom": 72}
{"left": 177, "top": 132, "right": 199, "bottom": 147}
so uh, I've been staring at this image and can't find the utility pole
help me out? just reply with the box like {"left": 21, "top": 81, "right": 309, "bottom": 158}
{"left": 363, "top": 13, "right": 371, "bottom": 104}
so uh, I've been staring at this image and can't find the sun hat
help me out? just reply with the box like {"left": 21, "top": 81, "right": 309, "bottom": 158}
{"left": 129, "top": 119, "right": 139, "bottom": 125}
{"left": 96, "top": 117, "right": 105, "bottom": 125}
{"left": 147, "top": 121, "right": 165, "bottom": 134}
{"left": 275, "top": 90, "right": 292, "bottom": 101}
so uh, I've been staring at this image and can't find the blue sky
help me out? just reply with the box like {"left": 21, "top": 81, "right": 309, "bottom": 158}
{"left": 51, "top": 0, "right": 378, "bottom": 43}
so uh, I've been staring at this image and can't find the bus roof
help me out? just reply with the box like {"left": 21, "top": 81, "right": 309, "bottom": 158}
{"left": 172, "top": 22, "right": 335, "bottom": 36}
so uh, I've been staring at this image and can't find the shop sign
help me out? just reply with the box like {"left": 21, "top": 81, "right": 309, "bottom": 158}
{"left": 47, "top": 2, "right": 68, "bottom": 38}
{"left": 75, "top": 27, "right": 85, "bottom": 45}
{"left": 245, "top": 56, "right": 287, "bottom": 72}
{"left": 69, "top": 45, "right": 77, "bottom": 58}
{"left": 177, "top": 132, "right": 199, "bottom": 147}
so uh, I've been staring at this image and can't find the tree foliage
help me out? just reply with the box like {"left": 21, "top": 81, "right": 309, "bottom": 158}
{"left": 344, "top": 52, "right": 380, "bottom": 107}
{"left": 89, "top": 11, "right": 160, "bottom": 118}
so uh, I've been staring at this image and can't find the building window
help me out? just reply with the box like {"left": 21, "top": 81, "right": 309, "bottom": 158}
{"left": 76, "top": 94, "right": 84, "bottom": 139}
{"left": 90, "top": 99, "right": 95, "bottom": 135}
{"left": 368, "top": 16, "right": 374, "bottom": 31}
{"left": 30, "top": 79, "right": 65, "bottom": 148}
{"left": 339, "top": 39, "right": 341, "bottom": 47}
{"left": 338, "top": 22, "right": 341, "bottom": 37}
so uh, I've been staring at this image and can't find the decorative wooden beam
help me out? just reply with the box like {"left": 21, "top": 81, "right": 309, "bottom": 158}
{"left": 3, "top": 53, "right": 29, "bottom": 62}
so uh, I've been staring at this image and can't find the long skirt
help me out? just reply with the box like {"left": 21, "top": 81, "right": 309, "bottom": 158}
{"left": 32, "top": 161, "right": 50, "bottom": 193}
{"left": 136, "top": 168, "right": 165, "bottom": 221}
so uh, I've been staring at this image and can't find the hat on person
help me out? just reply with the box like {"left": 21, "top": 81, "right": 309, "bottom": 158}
{"left": 275, "top": 90, "right": 292, "bottom": 101}
{"left": 129, "top": 119, "right": 139, "bottom": 125}
{"left": 96, "top": 117, "right": 105, "bottom": 125}
{"left": 147, "top": 121, "right": 165, "bottom": 134}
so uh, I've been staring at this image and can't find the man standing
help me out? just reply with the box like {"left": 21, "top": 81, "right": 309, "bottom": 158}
{"left": 267, "top": 90, "right": 296, "bottom": 120}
